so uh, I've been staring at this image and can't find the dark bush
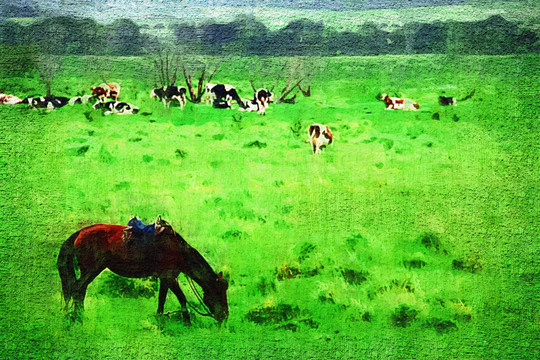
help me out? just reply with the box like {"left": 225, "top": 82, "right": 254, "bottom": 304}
{"left": 341, "top": 268, "right": 368, "bottom": 285}
{"left": 391, "top": 305, "right": 418, "bottom": 327}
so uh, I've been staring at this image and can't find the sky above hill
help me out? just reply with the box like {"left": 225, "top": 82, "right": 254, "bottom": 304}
{"left": 3, "top": 0, "right": 488, "bottom": 16}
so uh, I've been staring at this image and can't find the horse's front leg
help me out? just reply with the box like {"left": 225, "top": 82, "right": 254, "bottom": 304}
{"left": 169, "top": 279, "right": 191, "bottom": 325}
{"left": 157, "top": 278, "right": 170, "bottom": 314}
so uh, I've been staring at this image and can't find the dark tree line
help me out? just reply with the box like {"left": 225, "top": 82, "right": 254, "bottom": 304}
{"left": 0, "top": 15, "right": 537, "bottom": 56}
{"left": 0, "top": 17, "right": 154, "bottom": 56}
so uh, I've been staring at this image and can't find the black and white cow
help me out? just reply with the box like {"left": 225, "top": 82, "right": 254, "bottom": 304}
{"left": 238, "top": 98, "right": 261, "bottom": 113}
{"left": 69, "top": 94, "right": 96, "bottom": 106}
{"left": 254, "top": 88, "right": 274, "bottom": 109}
{"left": 212, "top": 98, "right": 232, "bottom": 109}
{"left": 93, "top": 100, "right": 139, "bottom": 115}
{"left": 205, "top": 84, "right": 242, "bottom": 106}
{"left": 439, "top": 96, "right": 457, "bottom": 106}
{"left": 150, "top": 85, "right": 187, "bottom": 109}
{"left": 22, "top": 96, "right": 69, "bottom": 111}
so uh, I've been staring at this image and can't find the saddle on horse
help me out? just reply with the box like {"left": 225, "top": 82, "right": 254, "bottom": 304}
{"left": 122, "top": 216, "right": 161, "bottom": 246}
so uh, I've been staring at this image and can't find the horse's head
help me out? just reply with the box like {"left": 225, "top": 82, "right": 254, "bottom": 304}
{"left": 203, "top": 271, "right": 229, "bottom": 323}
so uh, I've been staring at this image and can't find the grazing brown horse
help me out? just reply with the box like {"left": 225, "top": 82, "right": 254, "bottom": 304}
{"left": 56, "top": 219, "right": 228, "bottom": 324}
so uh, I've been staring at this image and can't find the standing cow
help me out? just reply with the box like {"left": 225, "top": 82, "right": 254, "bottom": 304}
{"left": 439, "top": 96, "right": 457, "bottom": 106}
{"left": 205, "top": 84, "right": 242, "bottom": 106}
{"left": 91, "top": 83, "right": 121, "bottom": 101}
{"left": 150, "top": 86, "right": 187, "bottom": 109}
{"left": 307, "top": 124, "right": 333, "bottom": 154}
{"left": 380, "top": 94, "right": 420, "bottom": 111}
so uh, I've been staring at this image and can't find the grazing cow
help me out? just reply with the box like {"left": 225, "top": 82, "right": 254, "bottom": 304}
{"left": 307, "top": 124, "right": 333, "bottom": 154}
{"left": 91, "top": 82, "right": 121, "bottom": 101}
{"left": 380, "top": 94, "right": 420, "bottom": 111}
{"left": 439, "top": 96, "right": 457, "bottom": 106}
{"left": 205, "top": 84, "right": 242, "bottom": 105}
{"left": 93, "top": 100, "right": 139, "bottom": 115}
{"left": 69, "top": 94, "right": 96, "bottom": 106}
{"left": 150, "top": 86, "right": 187, "bottom": 109}
{"left": 0, "top": 94, "right": 22, "bottom": 105}
{"left": 22, "top": 96, "right": 69, "bottom": 111}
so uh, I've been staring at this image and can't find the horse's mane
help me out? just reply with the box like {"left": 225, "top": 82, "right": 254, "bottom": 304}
{"left": 176, "top": 232, "right": 218, "bottom": 289}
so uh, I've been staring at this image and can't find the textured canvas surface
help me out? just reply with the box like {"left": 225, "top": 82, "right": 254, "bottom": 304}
{"left": 0, "top": 1, "right": 538, "bottom": 358}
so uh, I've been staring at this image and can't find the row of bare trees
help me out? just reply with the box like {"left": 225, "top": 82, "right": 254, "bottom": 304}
{"left": 152, "top": 48, "right": 315, "bottom": 104}
{"left": 27, "top": 47, "right": 317, "bottom": 103}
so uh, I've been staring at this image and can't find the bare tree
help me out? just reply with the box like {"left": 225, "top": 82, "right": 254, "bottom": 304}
{"left": 34, "top": 55, "right": 62, "bottom": 97}
{"left": 181, "top": 57, "right": 224, "bottom": 103}
{"left": 153, "top": 47, "right": 181, "bottom": 87}
{"left": 250, "top": 58, "right": 318, "bottom": 104}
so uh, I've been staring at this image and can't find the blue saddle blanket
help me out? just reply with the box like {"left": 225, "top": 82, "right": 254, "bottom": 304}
{"left": 128, "top": 217, "right": 155, "bottom": 234}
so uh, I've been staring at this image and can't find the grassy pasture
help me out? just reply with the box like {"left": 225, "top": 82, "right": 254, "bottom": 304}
{"left": 0, "top": 54, "right": 538, "bottom": 359}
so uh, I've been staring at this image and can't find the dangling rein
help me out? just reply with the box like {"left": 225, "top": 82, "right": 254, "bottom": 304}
{"left": 164, "top": 277, "right": 213, "bottom": 318}
{"left": 186, "top": 276, "right": 213, "bottom": 318}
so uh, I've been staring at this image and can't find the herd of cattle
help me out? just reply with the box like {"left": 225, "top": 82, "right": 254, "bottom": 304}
{"left": 0, "top": 82, "right": 459, "bottom": 154}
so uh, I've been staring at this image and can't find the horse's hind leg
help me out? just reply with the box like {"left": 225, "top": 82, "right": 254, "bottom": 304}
{"left": 169, "top": 279, "right": 190, "bottom": 325}
{"left": 72, "top": 268, "right": 104, "bottom": 318}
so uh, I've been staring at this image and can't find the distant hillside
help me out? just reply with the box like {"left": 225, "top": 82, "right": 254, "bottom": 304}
{"left": 4, "top": 1, "right": 538, "bottom": 33}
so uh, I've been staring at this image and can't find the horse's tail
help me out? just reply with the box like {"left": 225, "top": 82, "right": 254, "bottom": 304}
{"left": 56, "top": 231, "right": 80, "bottom": 308}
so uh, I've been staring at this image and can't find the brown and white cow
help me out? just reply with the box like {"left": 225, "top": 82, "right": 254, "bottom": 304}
{"left": 380, "top": 94, "right": 419, "bottom": 111}
{"left": 0, "top": 94, "right": 22, "bottom": 105}
{"left": 307, "top": 124, "right": 333, "bottom": 154}
{"left": 91, "top": 83, "right": 121, "bottom": 101}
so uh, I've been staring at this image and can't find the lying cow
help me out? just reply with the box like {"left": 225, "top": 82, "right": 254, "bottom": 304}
{"left": 205, "top": 84, "right": 242, "bottom": 106}
{"left": 307, "top": 124, "right": 333, "bottom": 154}
{"left": 69, "top": 94, "right": 96, "bottom": 106}
{"left": 150, "top": 86, "right": 187, "bottom": 109}
{"left": 0, "top": 94, "right": 22, "bottom": 105}
{"left": 93, "top": 100, "right": 139, "bottom": 115}
{"left": 238, "top": 98, "right": 264, "bottom": 114}
{"left": 439, "top": 96, "right": 457, "bottom": 106}
{"left": 380, "top": 94, "right": 420, "bottom": 111}
{"left": 254, "top": 88, "right": 274, "bottom": 109}
{"left": 22, "top": 96, "right": 69, "bottom": 111}
{"left": 91, "top": 82, "right": 121, "bottom": 101}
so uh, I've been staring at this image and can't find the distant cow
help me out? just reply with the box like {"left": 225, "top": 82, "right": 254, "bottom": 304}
{"left": 91, "top": 83, "right": 121, "bottom": 101}
{"left": 22, "top": 96, "right": 69, "bottom": 111}
{"left": 93, "top": 100, "right": 139, "bottom": 115}
{"left": 307, "top": 124, "right": 333, "bottom": 154}
{"left": 150, "top": 86, "right": 187, "bottom": 109}
{"left": 205, "top": 84, "right": 242, "bottom": 105}
{"left": 0, "top": 94, "right": 22, "bottom": 105}
{"left": 380, "top": 94, "right": 419, "bottom": 111}
{"left": 439, "top": 96, "right": 457, "bottom": 106}
{"left": 69, "top": 94, "right": 96, "bottom": 106}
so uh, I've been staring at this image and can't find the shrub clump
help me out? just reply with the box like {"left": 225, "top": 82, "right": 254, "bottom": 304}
{"left": 452, "top": 258, "right": 482, "bottom": 273}
{"left": 426, "top": 318, "right": 458, "bottom": 333}
{"left": 341, "top": 268, "right": 368, "bottom": 285}
{"left": 391, "top": 305, "right": 418, "bottom": 327}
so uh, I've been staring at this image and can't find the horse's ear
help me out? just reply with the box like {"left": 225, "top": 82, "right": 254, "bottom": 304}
{"left": 218, "top": 271, "right": 223, "bottom": 279}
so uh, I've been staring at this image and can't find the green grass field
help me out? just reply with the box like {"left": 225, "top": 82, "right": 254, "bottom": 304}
{"left": 0, "top": 54, "right": 538, "bottom": 359}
